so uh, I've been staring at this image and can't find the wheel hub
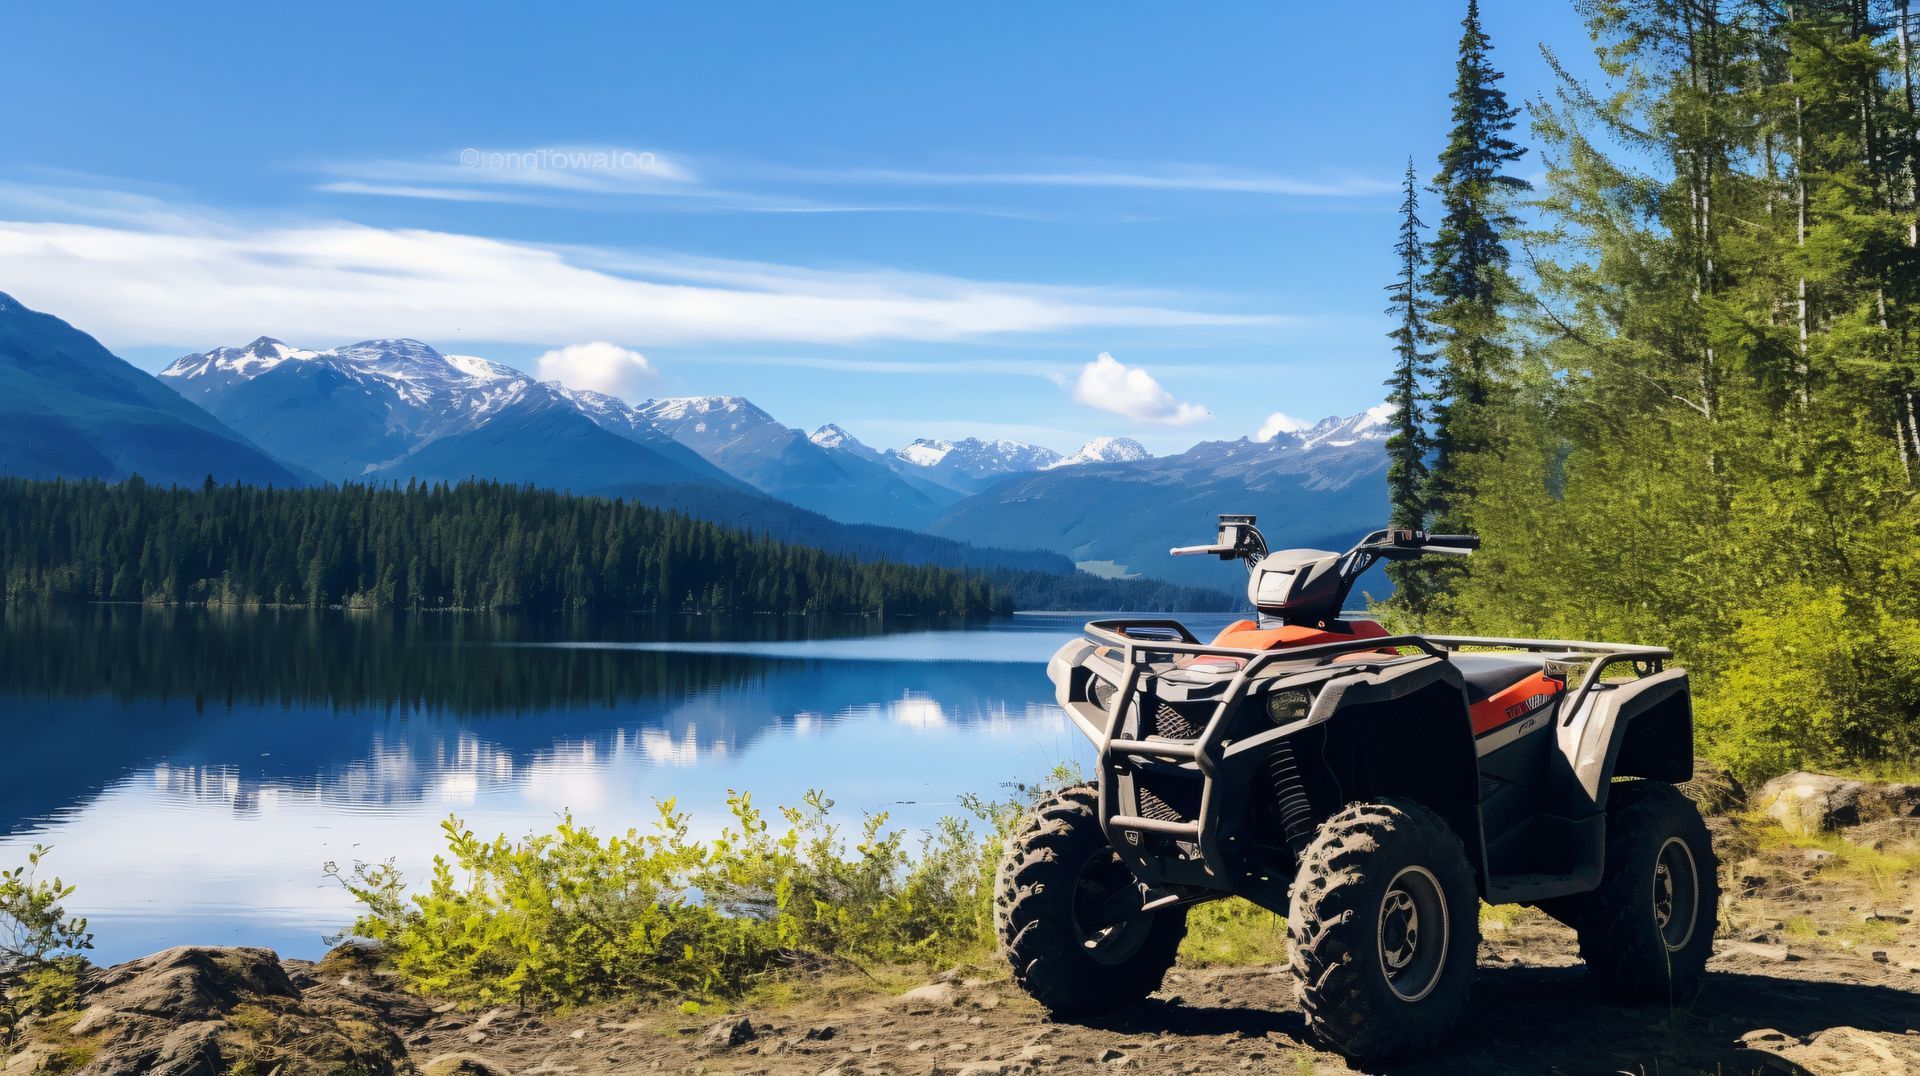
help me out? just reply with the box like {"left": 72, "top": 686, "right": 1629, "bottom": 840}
{"left": 1376, "top": 866, "right": 1449, "bottom": 1003}
{"left": 1071, "top": 849, "right": 1151, "bottom": 965}
{"left": 1652, "top": 836, "right": 1699, "bottom": 952}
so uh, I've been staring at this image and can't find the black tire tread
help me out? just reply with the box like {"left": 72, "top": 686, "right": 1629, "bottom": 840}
{"left": 1288, "top": 798, "right": 1479, "bottom": 1066}
{"left": 1575, "top": 780, "right": 1720, "bottom": 1000}
{"left": 995, "top": 783, "right": 1186, "bottom": 1016}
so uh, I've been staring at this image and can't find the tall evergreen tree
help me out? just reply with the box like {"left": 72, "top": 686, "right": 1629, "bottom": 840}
{"left": 1384, "top": 157, "right": 1434, "bottom": 533}
{"left": 1424, "top": 0, "right": 1529, "bottom": 537}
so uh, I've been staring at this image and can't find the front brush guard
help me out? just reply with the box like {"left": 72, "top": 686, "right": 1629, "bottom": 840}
{"left": 1051, "top": 620, "right": 1444, "bottom": 897}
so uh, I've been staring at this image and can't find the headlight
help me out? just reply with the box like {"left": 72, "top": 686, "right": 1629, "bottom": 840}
{"left": 1087, "top": 676, "right": 1116, "bottom": 712}
{"left": 1266, "top": 689, "right": 1312, "bottom": 723}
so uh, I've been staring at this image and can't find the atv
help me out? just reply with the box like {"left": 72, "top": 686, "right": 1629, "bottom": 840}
{"left": 994, "top": 516, "right": 1717, "bottom": 1065}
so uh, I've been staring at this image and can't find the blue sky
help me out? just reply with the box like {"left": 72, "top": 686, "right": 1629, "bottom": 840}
{"left": 0, "top": 2, "right": 1595, "bottom": 454}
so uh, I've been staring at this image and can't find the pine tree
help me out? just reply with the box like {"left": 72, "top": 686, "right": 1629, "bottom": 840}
{"left": 1384, "top": 158, "right": 1438, "bottom": 610}
{"left": 1384, "top": 157, "right": 1434, "bottom": 531}
{"left": 1424, "top": 0, "right": 1529, "bottom": 537}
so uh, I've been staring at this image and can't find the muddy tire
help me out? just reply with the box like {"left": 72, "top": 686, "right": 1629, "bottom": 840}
{"left": 1575, "top": 780, "right": 1719, "bottom": 1000}
{"left": 1288, "top": 799, "right": 1478, "bottom": 1066}
{"left": 994, "top": 783, "right": 1186, "bottom": 1016}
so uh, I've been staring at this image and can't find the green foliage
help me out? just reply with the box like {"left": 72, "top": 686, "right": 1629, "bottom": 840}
{"left": 329, "top": 787, "right": 1032, "bottom": 1008}
{"left": 0, "top": 846, "right": 92, "bottom": 1050}
{"left": 0, "top": 477, "right": 1232, "bottom": 616}
{"left": 0, "top": 477, "right": 999, "bottom": 616}
{"left": 1423, "top": 0, "right": 1530, "bottom": 539}
{"left": 1178, "top": 901, "right": 1289, "bottom": 967}
{"left": 1403, "top": 0, "right": 1920, "bottom": 781}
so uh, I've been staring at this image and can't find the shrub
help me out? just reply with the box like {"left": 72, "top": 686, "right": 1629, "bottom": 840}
{"left": 1, "top": 845, "right": 93, "bottom": 1049}
{"left": 330, "top": 787, "right": 1029, "bottom": 1008}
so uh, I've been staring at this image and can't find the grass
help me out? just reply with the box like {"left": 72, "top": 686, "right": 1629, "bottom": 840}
{"left": 1179, "top": 900, "right": 1290, "bottom": 967}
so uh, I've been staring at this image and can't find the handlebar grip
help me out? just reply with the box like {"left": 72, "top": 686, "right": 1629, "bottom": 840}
{"left": 1426, "top": 534, "right": 1480, "bottom": 549}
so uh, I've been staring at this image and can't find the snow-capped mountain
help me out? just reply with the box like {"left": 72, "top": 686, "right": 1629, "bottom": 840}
{"left": 886, "top": 436, "right": 1063, "bottom": 494}
{"left": 627, "top": 397, "right": 956, "bottom": 528}
{"left": 1046, "top": 436, "right": 1152, "bottom": 469}
{"left": 159, "top": 338, "right": 735, "bottom": 491}
{"left": 927, "top": 405, "right": 1391, "bottom": 587}
{"left": 1294, "top": 403, "right": 1396, "bottom": 451}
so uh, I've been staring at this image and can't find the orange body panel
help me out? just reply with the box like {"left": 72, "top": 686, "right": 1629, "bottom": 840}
{"left": 1467, "top": 672, "right": 1564, "bottom": 736}
{"left": 1209, "top": 618, "right": 1391, "bottom": 651}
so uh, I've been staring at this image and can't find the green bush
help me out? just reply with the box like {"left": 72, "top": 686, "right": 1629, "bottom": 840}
{"left": 331, "top": 787, "right": 1029, "bottom": 1008}
{"left": 1, "top": 845, "right": 93, "bottom": 1050}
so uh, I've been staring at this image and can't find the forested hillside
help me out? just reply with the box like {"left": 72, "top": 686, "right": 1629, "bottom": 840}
{"left": 1388, "top": 0, "right": 1920, "bottom": 778}
{"left": 0, "top": 478, "right": 998, "bottom": 616}
{"left": 0, "top": 478, "right": 1233, "bottom": 616}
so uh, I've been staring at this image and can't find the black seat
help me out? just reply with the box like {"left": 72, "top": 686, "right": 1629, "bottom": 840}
{"left": 1450, "top": 653, "right": 1549, "bottom": 703}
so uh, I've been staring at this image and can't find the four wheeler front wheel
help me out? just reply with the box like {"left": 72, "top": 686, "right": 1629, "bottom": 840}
{"left": 994, "top": 783, "right": 1187, "bottom": 1016}
{"left": 1575, "top": 780, "right": 1720, "bottom": 999}
{"left": 1288, "top": 798, "right": 1479, "bottom": 1066}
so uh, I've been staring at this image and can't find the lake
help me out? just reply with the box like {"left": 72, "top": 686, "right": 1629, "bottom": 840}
{"left": 0, "top": 605, "right": 1235, "bottom": 963}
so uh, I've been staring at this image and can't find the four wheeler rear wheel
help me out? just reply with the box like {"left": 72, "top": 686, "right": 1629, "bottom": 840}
{"left": 1575, "top": 780, "right": 1720, "bottom": 999}
{"left": 1288, "top": 799, "right": 1479, "bottom": 1066}
{"left": 995, "top": 783, "right": 1187, "bottom": 1016}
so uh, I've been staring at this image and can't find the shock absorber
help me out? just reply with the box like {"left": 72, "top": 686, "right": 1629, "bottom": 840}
{"left": 1266, "top": 736, "right": 1318, "bottom": 856}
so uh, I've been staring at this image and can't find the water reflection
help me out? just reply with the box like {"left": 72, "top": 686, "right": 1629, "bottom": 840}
{"left": 0, "top": 606, "right": 1220, "bottom": 961}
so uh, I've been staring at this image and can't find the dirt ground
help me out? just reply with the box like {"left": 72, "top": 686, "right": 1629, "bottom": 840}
{"left": 9, "top": 805, "right": 1918, "bottom": 1076}
{"left": 373, "top": 814, "right": 1920, "bottom": 1076}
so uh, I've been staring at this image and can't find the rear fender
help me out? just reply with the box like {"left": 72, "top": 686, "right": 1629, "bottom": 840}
{"left": 1558, "top": 668, "right": 1692, "bottom": 812}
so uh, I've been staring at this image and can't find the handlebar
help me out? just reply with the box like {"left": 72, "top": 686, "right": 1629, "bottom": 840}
{"left": 1424, "top": 533, "right": 1480, "bottom": 550}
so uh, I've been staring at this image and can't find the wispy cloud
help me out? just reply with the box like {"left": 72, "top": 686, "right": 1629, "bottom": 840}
{"left": 779, "top": 164, "right": 1396, "bottom": 197}
{"left": 0, "top": 185, "right": 1272, "bottom": 350}
{"left": 312, "top": 146, "right": 1395, "bottom": 211}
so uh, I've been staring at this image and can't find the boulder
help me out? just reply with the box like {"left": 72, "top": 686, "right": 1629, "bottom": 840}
{"left": 19, "top": 945, "right": 409, "bottom": 1076}
{"left": 1756, "top": 772, "right": 1920, "bottom": 835}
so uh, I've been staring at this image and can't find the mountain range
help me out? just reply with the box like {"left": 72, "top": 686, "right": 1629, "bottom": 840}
{"left": 3, "top": 293, "right": 1389, "bottom": 590}
{"left": 0, "top": 295, "right": 310, "bottom": 488}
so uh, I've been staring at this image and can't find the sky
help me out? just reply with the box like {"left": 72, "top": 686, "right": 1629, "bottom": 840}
{"left": 0, "top": 2, "right": 1598, "bottom": 455}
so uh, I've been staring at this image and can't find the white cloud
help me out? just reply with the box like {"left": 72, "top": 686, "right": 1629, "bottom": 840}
{"left": 535, "top": 342, "right": 657, "bottom": 396}
{"left": 0, "top": 187, "right": 1269, "bottom": 350}
{"left": 1071, "top": 352, "right": 1209, "bottom": 426}
{"left": 1255, "top": 411, "right": 1312, "bottom": 441}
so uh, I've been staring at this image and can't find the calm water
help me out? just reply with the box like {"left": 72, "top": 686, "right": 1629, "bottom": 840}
{"left": 0, "top": 605, "right": 1233, "bottom": 962}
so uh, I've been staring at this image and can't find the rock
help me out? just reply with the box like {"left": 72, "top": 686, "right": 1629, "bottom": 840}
{"left": 1724, "top": 941, "right": 1801, "bottom": 963}
{"left": 73, "top": 945, "right": 298, "bottom": 1033}
{"left": 20, "top": 945, "right": 414, "bottom": 1076}
{"left": 891, "top": 982, "right": 961, "bottom": 1009}
{"left": 1758, "top": 772, "right": 1920, "bottom": 834}
{"left": 701, "top": 1015, "right": 758, "bottom": 1050}
{"left": 421, "top": 1054, "right": 510, "bottom": 1076}
{"left": 1099, "top": 1047, "right": 1128, "bottom": 1062}
{"left": 1738, "top": 1025, "right": 1920, "bottom": 1074}
{"left": 804, "top": 1024, "right": 837, "bottom": 1041}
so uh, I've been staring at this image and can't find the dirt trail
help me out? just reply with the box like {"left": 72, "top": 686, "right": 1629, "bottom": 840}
{"left": 385, "top": 916, "right": 1918, "bottom": 1076}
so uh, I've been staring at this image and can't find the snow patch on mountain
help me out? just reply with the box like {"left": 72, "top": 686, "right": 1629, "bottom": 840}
{"left": 891, "top": 437, "right": 1062, "bottom": 477}
{"left": 1300, "top": 402, "right": 1394, "bottom": 451}
{"left": 1046, "top": 436, "right": 1151, "bottom": 468}
{"left": 809, "top": 423, "right": 863, "bottom": 451}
